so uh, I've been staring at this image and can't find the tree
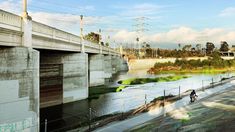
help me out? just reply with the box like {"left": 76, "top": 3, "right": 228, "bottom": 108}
{"left": 178, "top": 43, "right": 181, "bottom": 50}
{"left": 220, "top": 41, "right": 229, "bottom": 52}
{"left": 206, "top": 42, "right": 215, "bottom": 55}
{"left": 142, "top": 42, "right": 152, "bottom": 58}
{"left": 182, "top": 45, "right": 192, "bottom": 51}
{"left": 196, "top": 44, "right": 201, "bottom": 52}
{"left": 84, "top": 32, "right": 101, "bottom": 44}
{"left": 105, "top": 42, "right": 109, "bottom": 47}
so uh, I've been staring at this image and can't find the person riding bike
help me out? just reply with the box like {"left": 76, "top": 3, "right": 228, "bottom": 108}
{"left": 190, "top": 90, "right": 198, "bottom": 102}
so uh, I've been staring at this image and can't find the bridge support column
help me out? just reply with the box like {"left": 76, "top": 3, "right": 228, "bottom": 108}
{"left": 88, "top": 54, "right": 105, "bottom": 87}
{"left": 112, "top": 56, "right": 129, "bottom": 74}
{"left": 0, "top": 47, "right": 39, "bottom": 131}
{"left": 104, "top": 55, "right": 113, "bottom": 83}
{"left": 40, "top": 52, "right": 88, "bottom": 107}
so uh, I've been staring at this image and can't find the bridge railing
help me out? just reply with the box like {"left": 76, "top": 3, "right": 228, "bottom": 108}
{"left": 0, "top": 9, "right": 21, "bottom": 30}
{"left": 32, "top": 21, "right": 119, "bottom": 54}
{"left": 32, "top": 21, "right": 82, "bottom": 44}
{"left": 0, "top": 9, "right": 119, "bottom": 54}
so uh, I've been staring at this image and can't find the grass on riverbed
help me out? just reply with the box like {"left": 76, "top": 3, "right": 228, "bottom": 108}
{"left": 118, "top": 75, "right": 189, "bottom": 85}
{"left": 89, "top": 75, "right": 189, "bottom": 99}
{"left": 89, "top": 85, "right": 127, "bottom": 99}
{"left": 157, "top": 68, "right": 232, "bottom": 74}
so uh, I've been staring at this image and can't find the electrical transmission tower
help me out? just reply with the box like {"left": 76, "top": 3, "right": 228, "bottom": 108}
{"left": 133, "top": 16, "right": 149, "bottom": 58}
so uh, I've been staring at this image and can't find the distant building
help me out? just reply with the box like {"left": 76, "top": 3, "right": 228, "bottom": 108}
{"left": 220, "top": 45, "right": 235, "bottom": 58}
{"left": 230, "top": 45, "right": 235, "bottom": 52}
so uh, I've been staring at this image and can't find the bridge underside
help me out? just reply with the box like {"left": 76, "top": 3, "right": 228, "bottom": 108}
{"left": 39, "top": 50, "right": 89, "bottom": 108}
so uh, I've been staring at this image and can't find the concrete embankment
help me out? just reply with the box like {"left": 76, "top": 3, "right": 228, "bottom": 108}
{"left": 128, "top": 57, "right": 208, "bottom": 71}
{"left": 128, "top": 85, "right": 235, "bottom": 132}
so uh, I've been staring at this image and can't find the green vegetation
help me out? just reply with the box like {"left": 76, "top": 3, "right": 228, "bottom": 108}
{"left": 89, "top": 85, "right": 127, "bottom": 99}
{"left": 89, "top": 75, "right": 189, "bottom": 99}
{"left": 116, "top": 85, "right": 127, "bottom": 92}
{"left": 118, "top": 76, "right": 188, "bottom": 85}
{"left": 149, "top": 52, "right": 235, "bottom": 74}
{"left": 89, "top": 86, "right": 116, "bottom": 99}
{"left": 181, "top": 118, "right": 190, "bottom": 123}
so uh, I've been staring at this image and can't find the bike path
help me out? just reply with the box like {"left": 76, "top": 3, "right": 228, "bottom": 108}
{"left": 95, "top": 80, "right": 235, "bottom": 132}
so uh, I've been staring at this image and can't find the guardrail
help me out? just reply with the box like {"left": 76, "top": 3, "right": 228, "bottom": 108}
{"left": 0, "top": 9, "right": 21, "bottom": 28}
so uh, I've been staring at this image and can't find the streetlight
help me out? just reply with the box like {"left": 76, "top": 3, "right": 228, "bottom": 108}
{"left": 136, "top": 37, "right": 140, "bottom": 59}
{"left": 22, "top": 0, "right": 28, "bottom": 17}
{"left": 98, "top": 29, "right": 102, "bottom": 53}
{"left": 80, "top": 15, "right": 84, "bottom": 53}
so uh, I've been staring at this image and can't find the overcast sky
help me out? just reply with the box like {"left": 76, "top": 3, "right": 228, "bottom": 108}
{"left": 1, "top": 0, "right": 235, "bottom": 48}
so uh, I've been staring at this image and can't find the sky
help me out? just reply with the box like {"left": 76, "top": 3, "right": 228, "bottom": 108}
{"left": 1, "top": 0, "right": 235, "bottom": 48}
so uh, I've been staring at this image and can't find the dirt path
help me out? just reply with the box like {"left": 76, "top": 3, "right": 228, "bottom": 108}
{"left": 127, "top": 87, "right": 235, "bottom": 132}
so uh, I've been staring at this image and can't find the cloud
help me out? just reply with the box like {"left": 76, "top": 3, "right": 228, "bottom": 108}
{"left": 112, "top": 27, "right": 235, "bottom": 48}
{"left": 115, "top": 3, "right": 164, "bottom": 18}
{"left": 0, "top": 0, "right": 20, "bottom": 14}
{"left": 219, "top": 7, "right": 235, "bottom": 17}
{"left": 113, "top": 30, "right": 138, "bottom": 42}
{"left": 2, "top": 0, "right": 235, "bottom": 49}
{"left": 31, "top": 12, "right": 101, "bottom": 26}
{"left": 31, "top": 12, "right": 106, "bottom": 34}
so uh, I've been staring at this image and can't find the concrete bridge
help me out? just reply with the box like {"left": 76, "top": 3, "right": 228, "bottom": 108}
{"left": 0, "top": 9, "right": 128, "bottom": 131}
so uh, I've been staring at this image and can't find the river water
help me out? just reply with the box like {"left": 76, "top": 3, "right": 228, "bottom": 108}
{"left": 40, "top": 69, "right": 234, "bottom": 131}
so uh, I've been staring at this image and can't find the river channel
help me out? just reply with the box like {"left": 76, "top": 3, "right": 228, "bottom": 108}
{"left": 40, "top": 69, "right": 234, "bottom": 131}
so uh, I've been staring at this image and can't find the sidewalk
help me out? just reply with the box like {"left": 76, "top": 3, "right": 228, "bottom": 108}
{"left": 128, "top": 85, "right": 235, "bottom": 132}
{"left": 95, "top": 79, "right": 235, "bottom": 132}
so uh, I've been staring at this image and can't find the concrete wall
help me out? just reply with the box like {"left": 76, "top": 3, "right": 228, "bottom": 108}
{"left": 89, "top": 54, "right": 129, "bottom": 86}
{"left": 40, "top": 52, "right": 88, "bottom": 104}
{"left": 111, "top": 56, "right": 128, "bottom": 73}
{"left": 128, "top": 57, "right": 208, "bottom": 71}
{"left": 88, "top": 54, "right": 105, "bottom": 87}
{"left": 103, "top": 55, "right": 113, "bottom": 83}
{"left": 0, "top": 47, "right": 39, "bottom": 131}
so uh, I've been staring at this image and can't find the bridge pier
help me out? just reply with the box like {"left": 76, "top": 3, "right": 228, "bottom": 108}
{"left": 88, "top": 54, "right": 105, "bottom": 87}
{"left": 104, "top": 55, "right": 113, "bottom": 83}
{"left": 111, "top": 55, "right": 128, "bottom": 73}
{"left": 0, "top": 47, "right": 39, "bottom": 131}
{"left": 88, "top": 54, "right": 129, "bottom": 87}
{"left": 40, "top": 51, "right": 88, "bottom": 107}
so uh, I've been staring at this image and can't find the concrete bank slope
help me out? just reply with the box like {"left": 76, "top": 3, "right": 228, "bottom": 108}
{"left": 128, "top": 86, "right": 235, "bottom": 132}
{"left": 95, "top": 80, "right": 235, "bottom": 132}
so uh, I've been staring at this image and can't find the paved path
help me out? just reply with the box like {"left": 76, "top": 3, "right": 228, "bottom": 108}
{"left": 128, "top": 85, "right": 235, "bottom": 132}
{"left": 95, "top": 79, "right": 235, "bottom": 132}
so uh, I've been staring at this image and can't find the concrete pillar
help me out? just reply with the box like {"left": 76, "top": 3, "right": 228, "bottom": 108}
{"left": 104, "top": 55, "right": 113, "bottom": 83}
{"left": 88, "top": 54, "right": 105, "bottom": 87}
{"left": 0, "top": 47, "right": 39, "bottom": 131}
{"left": 40, "top": 52, "right": 88, "bottom": 105}
{"left": 120, "top": 57, "right": 129, "bottom": 71}
{"left": 111, "top": 55, "right": 119, "bottom": 74}
{"left": 111, "top": 56, "right": 129, "bottom": 74}
{"left": 99, "top": 45, "right": 103, "bottom": 54}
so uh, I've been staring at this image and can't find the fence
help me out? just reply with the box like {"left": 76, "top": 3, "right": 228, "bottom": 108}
{"left": 40, "top": 73, "right": 234, "bottom": 132}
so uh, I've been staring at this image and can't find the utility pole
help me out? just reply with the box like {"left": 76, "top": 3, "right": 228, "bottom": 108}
{"left": 80, "top": 15, "right": 85, "bottom": 53}
{"left": 98, "top": 29, "right": 102, "bottom": 53}
{"left": 22, "top": 0, "right": 28, "bottom": 17}
{"left": 22, "top": 0, "right": 32, "bottom": 48}
{"left": 133, "top": 17, "right": 149, "bottom": 59}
